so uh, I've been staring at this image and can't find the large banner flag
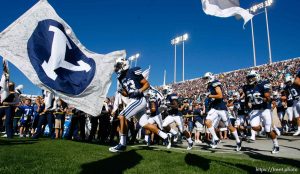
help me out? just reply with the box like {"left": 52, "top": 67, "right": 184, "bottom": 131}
{"left": 201, "top": 0, "right": 253, "bottom": 25}
{"left": 0, "top": 0, "right": 125, "bottom": 116}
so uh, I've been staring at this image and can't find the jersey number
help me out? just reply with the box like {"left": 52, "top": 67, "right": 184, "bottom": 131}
{"left": 247, "top": 93, "right": 263, "bottom": 105}
{"left": 123, "top": 79, "right": 136, "bottom": 93}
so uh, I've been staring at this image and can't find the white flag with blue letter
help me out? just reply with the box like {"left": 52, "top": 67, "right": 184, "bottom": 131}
{"left": 0, "top": 0, "right": 125, "bottom": 116}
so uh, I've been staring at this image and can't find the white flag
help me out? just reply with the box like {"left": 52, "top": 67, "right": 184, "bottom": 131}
{"left": 201, "top": 0, "right": 253, "bottom": 25}
{"left": 142, "top": 66, "right": 151, "bottom": 80}
{"left": 0, "top": 59, "right": 9, "bottom": 103}
{"left": 0, "top": 0, "right": 126, "bottom": 116}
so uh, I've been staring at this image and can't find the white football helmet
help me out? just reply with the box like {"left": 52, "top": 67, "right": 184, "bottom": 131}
{"left": 284, "top": 74, "right": 294, "bottom": 84}
{"left": 114, "top": 57, "right": 129, "bottom": 74}
{"left": 148, "top": 89, "right": 157, "bottom": 99}
{"left": 233, "top": 92, "right": 240, "bottom": 100}
{"left": 203, "top": 72, "right": 215, "bottom": 84}
{"left": 162, "top": 85, "right": 173, "bottom": 96}
{"left": 246, "top": 70, "right": 260, "bottom": 85}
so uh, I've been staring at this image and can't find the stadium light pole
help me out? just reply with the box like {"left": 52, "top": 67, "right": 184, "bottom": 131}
{"left": 171, "top": 37, "right": 180, "bottom": 83}
{"left": 182, "top": 33, "right": 188, "bottom": 81}
{"left": 250, "top": 0, "right": 273, "bottom": 64}
{"left": 250, "top": 18, "right": 257, "bottom": 66}
{"left": 128, "top": 53, "right": 140, "bottom": 67}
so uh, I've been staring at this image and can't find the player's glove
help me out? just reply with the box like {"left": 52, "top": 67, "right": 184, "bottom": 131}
{"left": 204, "top": 92, "right": 211, "bottom": 98}
{"left": 131, "top": 89, "right": 142, "bottom": 98}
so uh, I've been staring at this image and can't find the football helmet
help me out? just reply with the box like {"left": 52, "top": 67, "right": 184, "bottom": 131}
{"left": 203, "top": 72, "right": 215, "bottom": 84}
{"left": 114, "top": 57, "right": 129, "bottom": 74}
{"left": 148, "top": 89, "right": 157, "bottom": 100}
{"left": 284, "top": 74, "right": 293, "bottom": 85}
{"left": 232, "top": 92, "right": 240, "bottom": 100}
{"left": 246, "top": 70, "right": 260, "bottom": 85}
{"left": 162, "top": 85, "right": 173, "bottom": 96}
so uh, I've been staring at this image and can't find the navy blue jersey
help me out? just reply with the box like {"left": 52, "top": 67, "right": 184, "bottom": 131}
{"left": 19, "top": 105, "right": 34, "bottom": 116}
{"left": 207, "top": 80, "right": 227, "bottom": 110}
{"left": 233, "top": 99, "right": 245, "bottom": 115}
{"left": 243, "top": 80, "right": 271, "bottom": 110}
{"left": 275, "top": 99, "right": 286, "bottom": 113}
{"left": 281, "top": 89, "right": 294, "bottom": 107}
{"left": 118, "top": 67, "right": 144, "bottom": 99}
{"left": 193, "top": 108, "right": 204, "bottom": 123}
{"left": 284, "top": 84, "right": 300, "bottom": 101}
{"left": 166, "top": 93, "right": 179, "bottom": 115}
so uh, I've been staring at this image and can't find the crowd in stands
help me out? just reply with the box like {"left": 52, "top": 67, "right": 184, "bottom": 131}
{"left": 169, "top": 58, "right": 300, "bottom": 103}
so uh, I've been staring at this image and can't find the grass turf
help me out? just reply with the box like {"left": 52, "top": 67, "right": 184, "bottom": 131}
{"left": 0, "top": 138, "right": 299, "bottom": 174}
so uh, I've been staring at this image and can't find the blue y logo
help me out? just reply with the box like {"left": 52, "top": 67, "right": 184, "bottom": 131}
{"left": 27, "top": 19, "right": 96, "bottom": 95}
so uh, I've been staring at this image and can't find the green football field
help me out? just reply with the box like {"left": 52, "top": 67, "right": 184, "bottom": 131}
{"left": 0, "top": 138, "right": 299, "bottom": 174}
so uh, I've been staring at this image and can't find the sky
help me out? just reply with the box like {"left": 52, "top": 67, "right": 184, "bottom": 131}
{"left": 0, "top": 0, "right": 299, "bottom": 96}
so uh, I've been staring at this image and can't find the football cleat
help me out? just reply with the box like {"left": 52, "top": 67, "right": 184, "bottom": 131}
{"left": 109, "top": 144, "right": 126, "bottom": 153}
{"left": 187, "top": 142, "right": 193, "bottom": 150}
{"left": 236, "top": 141, "right": 242, "bottom": 152}
{"left": 293, "top": 130, "right": 300, "bottom": 136}
{"left": 166, "top": 133, "right": 172, "bottom": 149}
{"left": 247, "top": 136, "right": 255, "bottom": 143}
{"left": 271, "top": 146, "right": 280, "bottom": 154}
{"left": 210, "top": 139, "right": 220, "bottom": 149}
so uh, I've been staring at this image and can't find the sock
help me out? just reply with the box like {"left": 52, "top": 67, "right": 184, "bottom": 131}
{"left": 120, "top": 135, "right": 127, "bottom": 146}
{"left": 272, "top": 138, "right": 279, "bottom": 147}
{"left": 232, "top": 130, "right": 240, "bottom": 143}
{"left": 144, "top": 135, "right": 149, "bottom": 143}
{"left": 169, "top": 128, "right": 178, "bottom": 136}
{"left": 187, "top": 137, "right": 193, "bottom": 144}
{"left": 298, "top": 126, "right": 300, "bottom": 131}
{"left": 251, "top": 129, "right": 256, "bottom": 139}
{"left": 208, "top": 127, "right": 219, "bottom": 141}
{"left": 158, "top": 130, "right": 168, "bottom": 139}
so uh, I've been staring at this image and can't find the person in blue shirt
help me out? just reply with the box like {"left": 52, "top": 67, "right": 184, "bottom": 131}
{"left": 109, "top": 57, "right": 170, "bottom": 152}
{"left": 31, "top": 96, "right": 45, "bottom": 136}
{"left": 18, "top": 98, "right": 34, "bottom": 137}
{"left": 243, "top": 70, "right": 280, "bottom": 154}
{"left": 203, "top": 72, "right": 241, "bottom": 151}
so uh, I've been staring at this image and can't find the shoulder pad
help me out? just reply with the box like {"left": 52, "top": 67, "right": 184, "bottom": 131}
{"left": 260, "top": 80, "right": 271, "bottom": 89}
{"left": 131, "top": 67, "right": 142, "bottom": 76}
{"left": 171, "top": 95, "right": 178, "bottom": 100}
{"left": 212, "top": 80, "right": 221, "bottom": 87}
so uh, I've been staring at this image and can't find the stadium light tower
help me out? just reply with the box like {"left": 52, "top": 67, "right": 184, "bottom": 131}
{"left": 250, "top": 0, "right": 273, "bottom": 64}
{"left": 171, "top": 33, "right": 189, "bottom": 82}
{"left": 128, "top": 53, "right": 140, "bottom": 67}
{"left": 171, "top": 37, "right": 180, "bottom": 83}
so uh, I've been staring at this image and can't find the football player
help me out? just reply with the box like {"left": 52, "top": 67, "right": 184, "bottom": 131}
{"left": 233, "top": 92, "right": 248, "bottom": 139}
{"left": 109, "top": 57, "right": 170, "bottom": 152}
{"left": 161, "top": 85, "right": 194, "bottom": 150}
{"left": 143, "top": 89, "right": 164, "bottom": 146}
{"left": 243, "top": 70, "right": 280, "bottom": 153}
{"left": 282, "top": 74, "right": 300, "bottom": 136}
{"left": 203, "top": 72, "right": 241, "bottom": 151}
